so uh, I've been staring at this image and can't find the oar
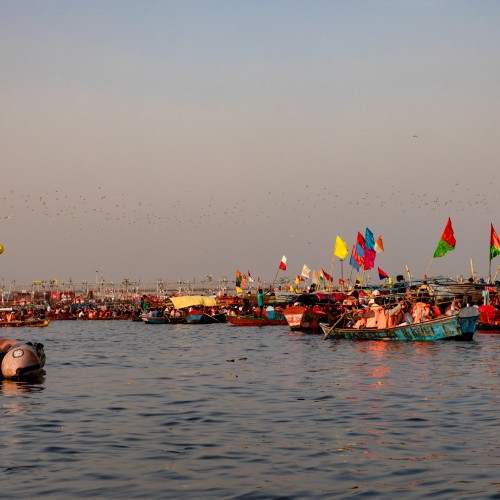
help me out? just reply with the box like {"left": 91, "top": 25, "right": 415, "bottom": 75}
{"left": 323, "top": 311, "right": 348, "bottom": 340}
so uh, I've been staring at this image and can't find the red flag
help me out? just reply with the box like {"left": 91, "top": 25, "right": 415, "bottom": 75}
{"left": 356, "top": 232, "right": 365, "bottom": 247}
{"left": 321, "top": 269, "right": 333, "bottom": 281}
{"left": 339, "top": 278, "right": 345, "bottom": 286}
{"left": 279, "top": 255, "right": 287, "bottom": 270}
{"left": 377, "top": 267, "right": 389, "bottom": 280}
{"left": 491, "top": 224, "right": 500, "bottom": 261}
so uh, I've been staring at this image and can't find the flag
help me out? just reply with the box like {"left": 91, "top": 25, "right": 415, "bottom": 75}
{"left": 490, "top": 224, "right": 500, "bottom": 261}
{"left": 333, "top": 236, "right": 348, "bottom": 259}
{"left": 321, "top": 269, "right": 333, "bottom": 281}
{"left": 338, "top": 278, "right": 345, "bottom": 286}
{"left": 356, "top": 232, "right": 365, "bottom": 248}
{"left": 235, "top": 286, "right": 243, "bottom": 294}
{"left": 349, "top": 244, "right": 360, "bottom": 271}
{"left": 378, "top": 267, "right": 389, "bottom": 280}
{"left": 365, "top": 228, "right": 375, "bottom": 250}
{"left": 248, "top": 271, "right": 254, "bottom": 283}
{"left": 236, "top": 270, "right": 242, "bottom": 286}
{"left": 301, "top": 265, "right": 311, "bottom": 279}
{"left": 295, "top": 275, "right": 304, "bottom": 285}
{"left": 355, "top": 244, "right": 365, "bottom": 267}
{"left": 241, "top": 274, "right": 247, "bottom": 288}
{"left": 318, "top": 269, "right": 325, "bottom": 282}
{"left": 374, "top": 235, "right": 384, "bottom": 253}
{"left": 279, "top": 255, "right": 287, "bottom": 270}
{"left": 433, "top": 218, "right": 456, "bottom": 258}
{"left": 312, "top": 271, "right": 320, "bottom": 284}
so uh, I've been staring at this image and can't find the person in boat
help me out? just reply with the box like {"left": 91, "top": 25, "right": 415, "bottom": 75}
{"left": 257, "top": 288, "right": 269, "bottom": 318}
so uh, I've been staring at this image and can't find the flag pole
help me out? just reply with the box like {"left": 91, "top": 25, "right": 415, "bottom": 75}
{"left": 406, "top": 264, "right": 413, "bottom": 283}
{"left": 272, "top": 268, "right": 280, "bottom": 288}
{"left": 340, "top": 259, "right": 344, "bottom": 291}
{"left": 424, "top": 258, "right": 433, "bottom": 278}
{"left": 470, "top": 257, "right": 475, "bottom": 281}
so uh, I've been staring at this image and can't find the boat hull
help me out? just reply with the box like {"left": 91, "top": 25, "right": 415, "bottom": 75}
{"left": 186, "top": 312, "right": 226, "bottom": 324}
{"left": 321, "top": 315, "right": 476, "bottom": 341}
{"left": 226, "top": 315, "right": 288, "bottom": 327}
{"left": 0, "top": 318, "right": 50, "bottom": 328}
{"left": 283, "top": 306, "right": 327, "bottom": 331}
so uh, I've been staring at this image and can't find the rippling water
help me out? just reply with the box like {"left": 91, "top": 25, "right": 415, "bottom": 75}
{"left": 1, "top": 321, "right": 499, "bottom": 499}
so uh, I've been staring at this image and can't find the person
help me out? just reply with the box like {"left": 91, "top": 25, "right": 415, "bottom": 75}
{"left": 257, "top": 288, "right": 269, "bottom": 318}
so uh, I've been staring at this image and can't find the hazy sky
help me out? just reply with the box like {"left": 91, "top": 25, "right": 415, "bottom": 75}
{"left": 1, "top": 0, "right": 499, "bottom": 286}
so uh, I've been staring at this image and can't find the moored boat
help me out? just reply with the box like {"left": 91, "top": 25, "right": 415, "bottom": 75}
{"left": 283, "top": 292, "right": 344, "bottom": 332}
{"left": 321, "top": 308, "right": 479, "bottom": 341}
{"left": 226, "top": 314, "right": 288, "bottom": 326}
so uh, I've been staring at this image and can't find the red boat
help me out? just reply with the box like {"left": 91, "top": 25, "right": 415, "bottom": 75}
{"left": 226, "top": 315, "right": 288, "bottom": 327}
{"left": 477, "top": 304, "right": 500, "bottom": 332}
{"left": 283, "top": 292, "right": 344, "bottom": 332}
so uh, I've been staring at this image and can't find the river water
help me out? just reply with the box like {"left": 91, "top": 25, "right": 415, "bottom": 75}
{"left": 1, "top": 321, "right": 499, "bottom": 499}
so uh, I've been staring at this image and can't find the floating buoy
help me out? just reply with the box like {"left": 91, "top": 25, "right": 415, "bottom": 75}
{"left": 1, "top": 341, "right": 46, "bottom": 379}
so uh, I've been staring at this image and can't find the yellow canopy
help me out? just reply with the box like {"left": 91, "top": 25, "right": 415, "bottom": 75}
{"left": 165, "top": 295, "right": 217, "bottom": 309}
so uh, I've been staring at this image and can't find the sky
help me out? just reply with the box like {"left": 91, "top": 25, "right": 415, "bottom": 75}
{"left": 1, "top": 0, "right": 499, "bottom": 287}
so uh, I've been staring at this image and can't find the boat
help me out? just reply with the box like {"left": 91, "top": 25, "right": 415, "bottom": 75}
{"left": 0, "top": 337, "right": 46, "bottom": 379}
{"left": 321, "top": 308, "right": 479, "bottom": 341}
{"left": 477, "top": 304, "right": 500, "bottom": 331}
{"left": 185, "top": 310, "right": 226, "bottom": 324}
{"left": 226, "top": 314, "right": 288, "bottom": 326}
{"left": 164, "top": 295, "right": 225, "bottom": 324}
{"left": 0, "top": 318, "right": 51, "bottom": 328}
{"left": 283, "top": 292, "right": 345, "bottom": 332}
{"left": 141, "top": 315, "right": 171, "bottom": 324}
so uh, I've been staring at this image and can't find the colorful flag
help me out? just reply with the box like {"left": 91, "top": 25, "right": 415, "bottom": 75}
{"left": 433, "top": 218, "right": 456, "bottom": 258}
{"left": 236, "top": 270, "right": 242, "bottom": 286}
{"left": 312, "top": 271, "right": 320, "bottom": 284}
{"left": 301, "top": 265, "right": 311, "bottom": 279}
{"left": 355, "top": 244, "right": 365, "bottom": 267}
{"left": 295, "top": 275, "right": 304, "bottom": 285}
{"left": 248, "top": 271, "right": 254, "bottom": 283}
{"left": 235, "top": 286, "right": 243, "bottom": 294}
{"left": 349, "top": 244, "right": 360, "bottom": 271}
{"left": 338, "top": 278, "right": 345, "bottom": 286}
{"left": 241, "top": 274, "right": 247, "bottom": 288}
{"left": 374, "top": 235, "right": 384, "bottom": 253}
{"left": 279, "top": 255, "right": 287, "bottom": 270}
{"left": 356, "top": 232, "right": 365, "bottom": 248}
{"left": 378, "top": 267, "right": 389, "bottom": 280}
{"left": 321, "top": 269, "right": 333, "bottom": 281}
{"left": 490, "top": 224, "right": 500, "bottom": 261}
{"left": 365, "top": 228, "right": 375, "bottom": 250}
{"left": 333, "top": 236, "right": 348, "bottom": 259}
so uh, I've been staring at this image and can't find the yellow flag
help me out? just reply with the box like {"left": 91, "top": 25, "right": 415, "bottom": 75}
{"left": 235, "top": 286, "right": 243, "bottom": 294}
{"left": 334, "top": 236, "right": 348, "bottom": 259}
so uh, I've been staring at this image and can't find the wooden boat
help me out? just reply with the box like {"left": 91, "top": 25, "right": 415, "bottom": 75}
{"left": 226, "top": 314, "right": 288, "bottom": 326}
{"left": 0, "top": 337, "right": 46, "bottom": 379}
{"left": 141, "top": 315, "right": 170, "bottom": 324}
{"left": 185, "top": 311, "right": 226, "bottom": 324}
{"left": 0, "top": 318, "right": 51, "bottom": 328}
{"left": 321, "top": 309, "right": 479, "bottom": 341}
{"left": 282, "top": 292, "right": 342, "bottom": 332}
{"left": 477, "top": 304, "right": 500, "bottom": 331}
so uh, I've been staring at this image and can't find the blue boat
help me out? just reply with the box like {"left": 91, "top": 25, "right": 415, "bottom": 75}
{"left": 321, "top": 310, "right": 479, "bottom": 341}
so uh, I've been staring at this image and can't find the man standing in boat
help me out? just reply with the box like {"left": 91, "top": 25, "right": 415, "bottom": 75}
{"left": 257, "top": 288, "right": 269, "bottom": 318}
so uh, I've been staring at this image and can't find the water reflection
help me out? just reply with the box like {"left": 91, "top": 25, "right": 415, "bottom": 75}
{"left": 0, "top": 377, "right": 45, "bottom": 414}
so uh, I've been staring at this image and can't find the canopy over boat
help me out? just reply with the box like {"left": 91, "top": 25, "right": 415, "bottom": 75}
{"left": 165, "top": 295, "right": 217, "bottom": 309}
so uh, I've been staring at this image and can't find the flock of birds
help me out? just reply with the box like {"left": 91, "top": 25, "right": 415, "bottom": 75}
{"left": 1, "top": 182, "right": 496, "bottom": 238}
